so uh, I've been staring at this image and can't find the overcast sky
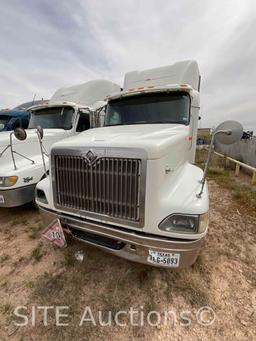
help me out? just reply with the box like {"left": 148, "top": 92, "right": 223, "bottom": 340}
{"left": 0, "top": 0, "right": 255, "bottom": 130}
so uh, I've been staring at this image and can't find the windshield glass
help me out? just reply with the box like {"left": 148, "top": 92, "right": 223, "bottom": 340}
{"left": 105, "top": 92, "right": 190, "bottom": 126}
{"left": 28, "top": 106, "right": 74, "bottom": 129}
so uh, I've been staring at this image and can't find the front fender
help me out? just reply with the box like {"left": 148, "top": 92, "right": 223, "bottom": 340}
{"left": 144, "top": 161, "right": 209, "bottom": 239}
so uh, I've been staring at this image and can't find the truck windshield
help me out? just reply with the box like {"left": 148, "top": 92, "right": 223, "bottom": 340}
{"left": 28, "top": 106, "right": 74, "bottom": 130}
{"left": 105, "top": 92, "right": 190, "bottom": 126}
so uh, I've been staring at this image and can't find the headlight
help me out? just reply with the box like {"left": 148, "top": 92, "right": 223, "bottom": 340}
{"left": 0, "top": 176, "right": 18, "bottom": 187}
{"left": 159, "top": 212, "right": 209, "bottom": 234}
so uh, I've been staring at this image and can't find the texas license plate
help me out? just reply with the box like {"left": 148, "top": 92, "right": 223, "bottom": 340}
{"left": 147, "top": 250, "right": 180, "bottom": 267}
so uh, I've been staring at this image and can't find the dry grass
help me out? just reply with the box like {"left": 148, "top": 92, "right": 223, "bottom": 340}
{"left": 196, "top": 149, "right": 256, "bottom": 213}
{"left": 0, "top": 254, "right": 10, "bottom": 263}
{"left": 31, "top": 244, "right": 44, "bottom": 262}
{"left": 0, "top": 302, "right": 13, "bottom": 315}
{"left": 206, "top": 168, "right": 256, "bottom": 212}
{"left": 0, "top": 163, "right": 255, "bottom": 340}
{"left": 232, "top": 185, "right": 256, "bottom": 209}
{"left": 26, "top": 222, "right": 44, "bottom": 239}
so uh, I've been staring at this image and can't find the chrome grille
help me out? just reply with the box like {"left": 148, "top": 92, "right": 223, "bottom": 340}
{"left": 53, "top": 154, "right": 143, "bottom": 223}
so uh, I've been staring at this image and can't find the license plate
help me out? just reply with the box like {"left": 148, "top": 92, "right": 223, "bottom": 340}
{"left": 42, "top": 218, "right": 67, "bottom": 248}
{"left": 0, "top": 195, "right": 4, "bottom": 204}
{"left": 147, "top": 250, "right": 180, "bottom": 267}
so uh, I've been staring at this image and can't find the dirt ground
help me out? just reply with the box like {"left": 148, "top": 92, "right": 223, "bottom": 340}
{"left": 0, "top": 180, "right": 255, "bottom": 341}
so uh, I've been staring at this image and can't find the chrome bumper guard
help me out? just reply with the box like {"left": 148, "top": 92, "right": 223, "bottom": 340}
{"left": 0, "top": 184, "right": 36, "bottom": 208}
{"left": 39, "top": 206, "right": 204, "bottom": 268}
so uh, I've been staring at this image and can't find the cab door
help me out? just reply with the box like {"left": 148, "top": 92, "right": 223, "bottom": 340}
{"left": 75, "top": 111, "right": 91, "bottom": 133}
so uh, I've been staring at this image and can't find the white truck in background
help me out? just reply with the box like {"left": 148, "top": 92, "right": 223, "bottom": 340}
{"left": 0, "top": 80, "right": 120, "bottom": 207}
{"left": 36, "top": 60, "right": 241, "bottom": 268}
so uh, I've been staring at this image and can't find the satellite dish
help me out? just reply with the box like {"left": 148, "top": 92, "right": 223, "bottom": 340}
{"left": 37, "top": 126, "right": 44, "bottom": 139}
{"left": 214, "top": 120, "right": 243, "bottom": 145}
{"left": 14, "top": 128, "right": 27, "bottom": 141}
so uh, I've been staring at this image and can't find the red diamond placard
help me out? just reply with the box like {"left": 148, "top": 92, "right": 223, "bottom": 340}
{"left": 42, "top": 218, "right": 67, "bottom": 248}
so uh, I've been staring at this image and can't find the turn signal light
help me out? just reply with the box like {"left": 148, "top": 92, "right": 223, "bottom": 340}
{"left": 0, "top": 176, "right": 18, "bottom": 187}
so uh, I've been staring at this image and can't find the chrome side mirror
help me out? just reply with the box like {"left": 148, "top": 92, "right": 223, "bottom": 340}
{"left": 197, "top": 120, "right": 243, "bottom": 198}
{"left": 14, "top": 127, "right": 27, "bottom": 141}
{"left": 214, "top": 120, "right": 243, "bottom": 145}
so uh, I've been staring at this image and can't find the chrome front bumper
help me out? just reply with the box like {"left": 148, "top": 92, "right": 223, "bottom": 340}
{"left": 39, "top": 206, "right": 204, "bottom": 268}
{"left": 0, "top": 184, "right": 36, "bottom": 207}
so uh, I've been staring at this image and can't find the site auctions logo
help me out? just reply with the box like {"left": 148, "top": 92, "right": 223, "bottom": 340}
{"left": 13, "top": 305, "right": 216, "bottom": 327}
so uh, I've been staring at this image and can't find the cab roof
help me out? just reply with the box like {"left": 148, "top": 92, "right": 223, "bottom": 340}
{"left": 107, "top": 60, "right": 200, "bottom": 102}
{"left": 49, "top": 80, "right": 120, "bottom": 107}
{"left": 123, "top": 60, "right": 200, "bottom": 91}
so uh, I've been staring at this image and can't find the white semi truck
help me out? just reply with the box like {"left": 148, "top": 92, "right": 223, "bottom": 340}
{"left": 36, "top": 61, "right": 241, "bottom": 268}
{"left": 0, "top": 80, "right": 120, "bottom": 207}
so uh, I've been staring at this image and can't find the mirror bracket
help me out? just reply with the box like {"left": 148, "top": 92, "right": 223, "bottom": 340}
{"left": 0, "top": 128, "right": 37, "bottom": 170}
{"left": 36, "top": 126, "right": 48, "bottom": 177}
{"left": 9, "top": 131, "right": 34, "bottom": 170}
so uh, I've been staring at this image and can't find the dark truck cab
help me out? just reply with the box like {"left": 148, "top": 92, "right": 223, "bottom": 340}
{"left": 0, "top": 110, "right": 30, "bottom": 132}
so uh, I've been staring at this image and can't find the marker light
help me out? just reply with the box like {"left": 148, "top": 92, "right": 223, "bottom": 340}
{"left": 180, "top": 84, "right": 190, "bottom": 88}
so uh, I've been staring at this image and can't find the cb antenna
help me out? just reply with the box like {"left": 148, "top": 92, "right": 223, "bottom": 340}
{"left": 32, "top": 94, "right": 36, "bottom": 105}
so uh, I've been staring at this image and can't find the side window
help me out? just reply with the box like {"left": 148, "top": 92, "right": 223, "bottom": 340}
{"left": 76, "top": 113, "right": 90, "bottom": 132}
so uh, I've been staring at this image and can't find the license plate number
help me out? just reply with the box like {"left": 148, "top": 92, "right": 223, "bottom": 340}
{"left": 147, "top": 250, "right": 180, "bottom": 267}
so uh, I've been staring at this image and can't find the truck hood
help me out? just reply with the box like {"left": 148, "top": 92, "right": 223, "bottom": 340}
{"left": 53, "top": 124, "right": 190, "bottom": 159}
{"left": 0, "top": 129, "right": 70, "bottom": 172}
{"left": 0, "top": 128, "right": 68, "bottom": 148}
